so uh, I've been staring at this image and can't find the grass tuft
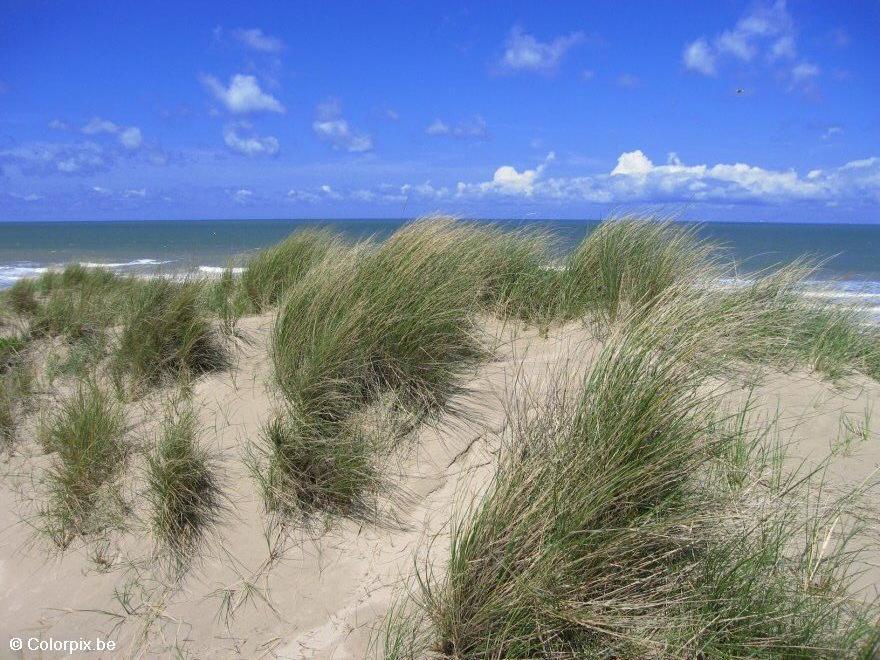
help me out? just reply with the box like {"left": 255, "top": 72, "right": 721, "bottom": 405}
{"left": 42, "top": 382, "right": 126, "bottom": 546}
{"left": 6, "top": 278, "right": 40, "bottom": 316}
{"left": 0, "top": 335, "right": 27, "bottom": 373}
{"left": 240, "top": 227, "right": 338, "bottom": 311}
{"left": 384, "top": 293, "right": 880, "bottom": 657}
{"left": 146, "top": 404, "right": 222, "bottom": 559}
{"left": 0, "top": 378, "right": 15, "bottom": 452}
{"left": 114, "top": 279, "right": 227, "bottom": 388}
{"left": 564, "top": 215, "right": 717, "bottom": 323}
{"left": 265, "top": 217, "right": 550, "bottom": 517}
{"left": 252, "top": 411, "right": 380, "bottom": 521}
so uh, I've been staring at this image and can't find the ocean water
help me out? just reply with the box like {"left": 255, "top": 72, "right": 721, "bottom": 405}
{"left": 1, "top": 219, "right": 878, "bottom": 318}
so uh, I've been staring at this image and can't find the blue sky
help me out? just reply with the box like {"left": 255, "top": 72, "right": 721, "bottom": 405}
{"left": 1, "top": 0, "right": 878, "bottom": 222}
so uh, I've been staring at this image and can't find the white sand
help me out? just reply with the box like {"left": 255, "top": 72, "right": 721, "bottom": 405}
{"left": 1, "top": 315, "right": 878, "bottom": 657}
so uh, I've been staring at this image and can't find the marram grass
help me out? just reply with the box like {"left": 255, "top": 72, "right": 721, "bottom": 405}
{"left": 146, "top": 404, "right": 222, "bottom": 560}
{"left": 41, "top": 381, "right": 126, "bottom": 547}
{"left": 240, "top": 227, "right": 338, "bottom": 312}
{"left": 113, "top": 278, "right": 227, "bottom": 388}
{"left": 382, "top": 295, "right": 880, "bottom": 658}
{"left": 563, "top": 215, "right": 718, "bottom": 323}
{"left": 262, "top": 218, "right": 551, "bottom": 518}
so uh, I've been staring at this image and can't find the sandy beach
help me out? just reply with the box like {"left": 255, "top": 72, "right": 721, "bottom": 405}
{"left": 1, "top": 310, "right": 879, "bottom": 657}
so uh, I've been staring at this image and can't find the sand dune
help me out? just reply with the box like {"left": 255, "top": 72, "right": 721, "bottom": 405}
{"left": 1, "top": 311, "right": 878, "bottom": 658}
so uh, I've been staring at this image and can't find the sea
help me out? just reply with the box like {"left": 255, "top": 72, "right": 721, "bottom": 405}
{"left": 1, "top": 219, "right": 879, "bottom": 320}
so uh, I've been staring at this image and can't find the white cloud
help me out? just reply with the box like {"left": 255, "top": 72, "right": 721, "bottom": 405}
{"left": 457, "top": 152, "right": 555, "bottom": 196}
{"left": 80, "top": 117, "right": 143, "bottom": 150}
{"left": 0, "top": 141, "right": 107, "bottom": 175}
{"left": 313, "top": 120, "right": 373, "bottom": 152}
{"left": 118, "top": 127, "right": 143, "bottom": 150}
{"left": 447, "top": 150, "right": 880, "bottom": 206}
{"left": 425, "top": 115, "right": 488, "bottom": 139}
{"left": 822, "top": 125, "right": 843, "bottom": 140}
{"left": 683, "top": 38, "right": 716, "bottom": 75}
{"left": 426, "top": 119, "right": 450, "bottom": 136}
{"left": 287, "top": 189, "right": 320, "bottom": 203}
{"left": 581, "top": 69, "right": 596, "bottom": 81}
{"left": 223, "top": 123, "right": 280, "bottom": 156}
{"left": 232, "top": 189, "right": 253, "bottom": 203}
{"left": 715, "top": 30, "right": 756, "bottom": 61}
{"left": 312, "top": 100, "right": 372, "bottom": 153}
{"left": 48, "top": 118, "right": 70, "bottom": 131}
{"left": 498, "top": 26, "right": 584, "bottom": 73}
{"left": 611, "top": 150, "right": 653, "bottom": 176}
{"left": 269, "top": 152, "right": 880, "bottom": 210}
{"left": 82, "top": 118, "right": 119, "bottom": 135}
{"left": 683, "top": 1, "right": 796, "bottom": 77}
{"left": 201, "top": 74, "right": 285, "bottom": 114}
{"left": 91, "top": 185, "right": 111, "bottom": 195}
{"left": 791, "top": 62, "right": 820, "bottom": 82}
{"left": 770, "top": 35, "right": 796, "bottom": 60}
{"left": 8, "top": 192, "right": 42, "bottom": 202}
{"left": 124, "top": 188, "right": 147, "bottom": 197}
{"left": 233, "top": 28, "right": 284, "bottom": 53}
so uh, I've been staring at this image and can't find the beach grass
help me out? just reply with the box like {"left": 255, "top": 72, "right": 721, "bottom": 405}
{"left": 146, "top": 403, "right": 222, "bottom": 559}
{"left": 252, "top": 411, "right": 380, "bottom": 521}
{"left": 562, "top": 215, "right": 717, "bottom": 323}
{"left": 0, "top": 215, "right": 879, "bottom": 654}
{"left": 204, "top": 266, "right": 248, "bottom": 335}
{"left": 113, "top": 279, "right": 227, "bottom": 388}
{"left": 0, "top": 335, "right": 26, "bottom": 372}
{"left": 6, "top": 278, "right": 40, "bottom": 316}
{"left": 264, "top": 218, "right": 554, "bottom": 516}
{"left": 383, "top": 294, "right": 880, "bottom": 658}
{"left": 41, "top": 381, "right": 126, "bottom": 546}
{"left": 0, "top": 378, "right": 15, "bottom": 451}
{"left": 240, "top": 227, "right": 338, "bottom": 312}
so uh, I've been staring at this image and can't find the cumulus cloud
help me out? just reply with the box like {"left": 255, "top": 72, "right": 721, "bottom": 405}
{"left": 563, "top": 150, "right": 879, "bottom": 204}
{"left": 118, "top": 127, "right": 143, "bottom": 150}
{"left": 82, "top": 118, "right": 119, "bottom": 135}
{"left": 80, "top": 117, "right": 143, "bottom": 150}
{"left": 425, "top": 115, "right": 488, "bottom": 139}
{"left": 312, "top": 99, "right": 373, "bottom": 153}
{"left": 270, "top": 151, "right": 880, "bottom": 212}
{"left": 426, "top": 119, "right": 450, "bottom": 136}
{"left": 770, "top": 35, "right": 796, "bottom": 60}
{"left": 682, "top": 38, "right": 716, "bottom": 75}
{"left": 683, "top": 1, "right": 797, "bottom": 77}
{"left": 232, "top": 189, "right": 253, "bottom": 203}
{"left": 791, "top": 62, "right": 820, "bottom": 82}
{"left": 456, "top": 152, "right": 555, "bottom": 196}
{"left": 233, "top": 28, "right": 284, "bottom": 53}
{"left": 498, "top": 26, "right": 584, "bottom": 73}
{"left": 287, "top": 189, "right": 320, "bottom": 203}
{"left": 201, "top": 74, "right": 285, "bottom": 114}
{"left": 0, "top": 141, "right": 107, "bottom": 176}
{"left": 426, "top": 150, "right": 880, "bottom": 206}
{"left": 223, "top": 123, "right": 280, "bottom": 156}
